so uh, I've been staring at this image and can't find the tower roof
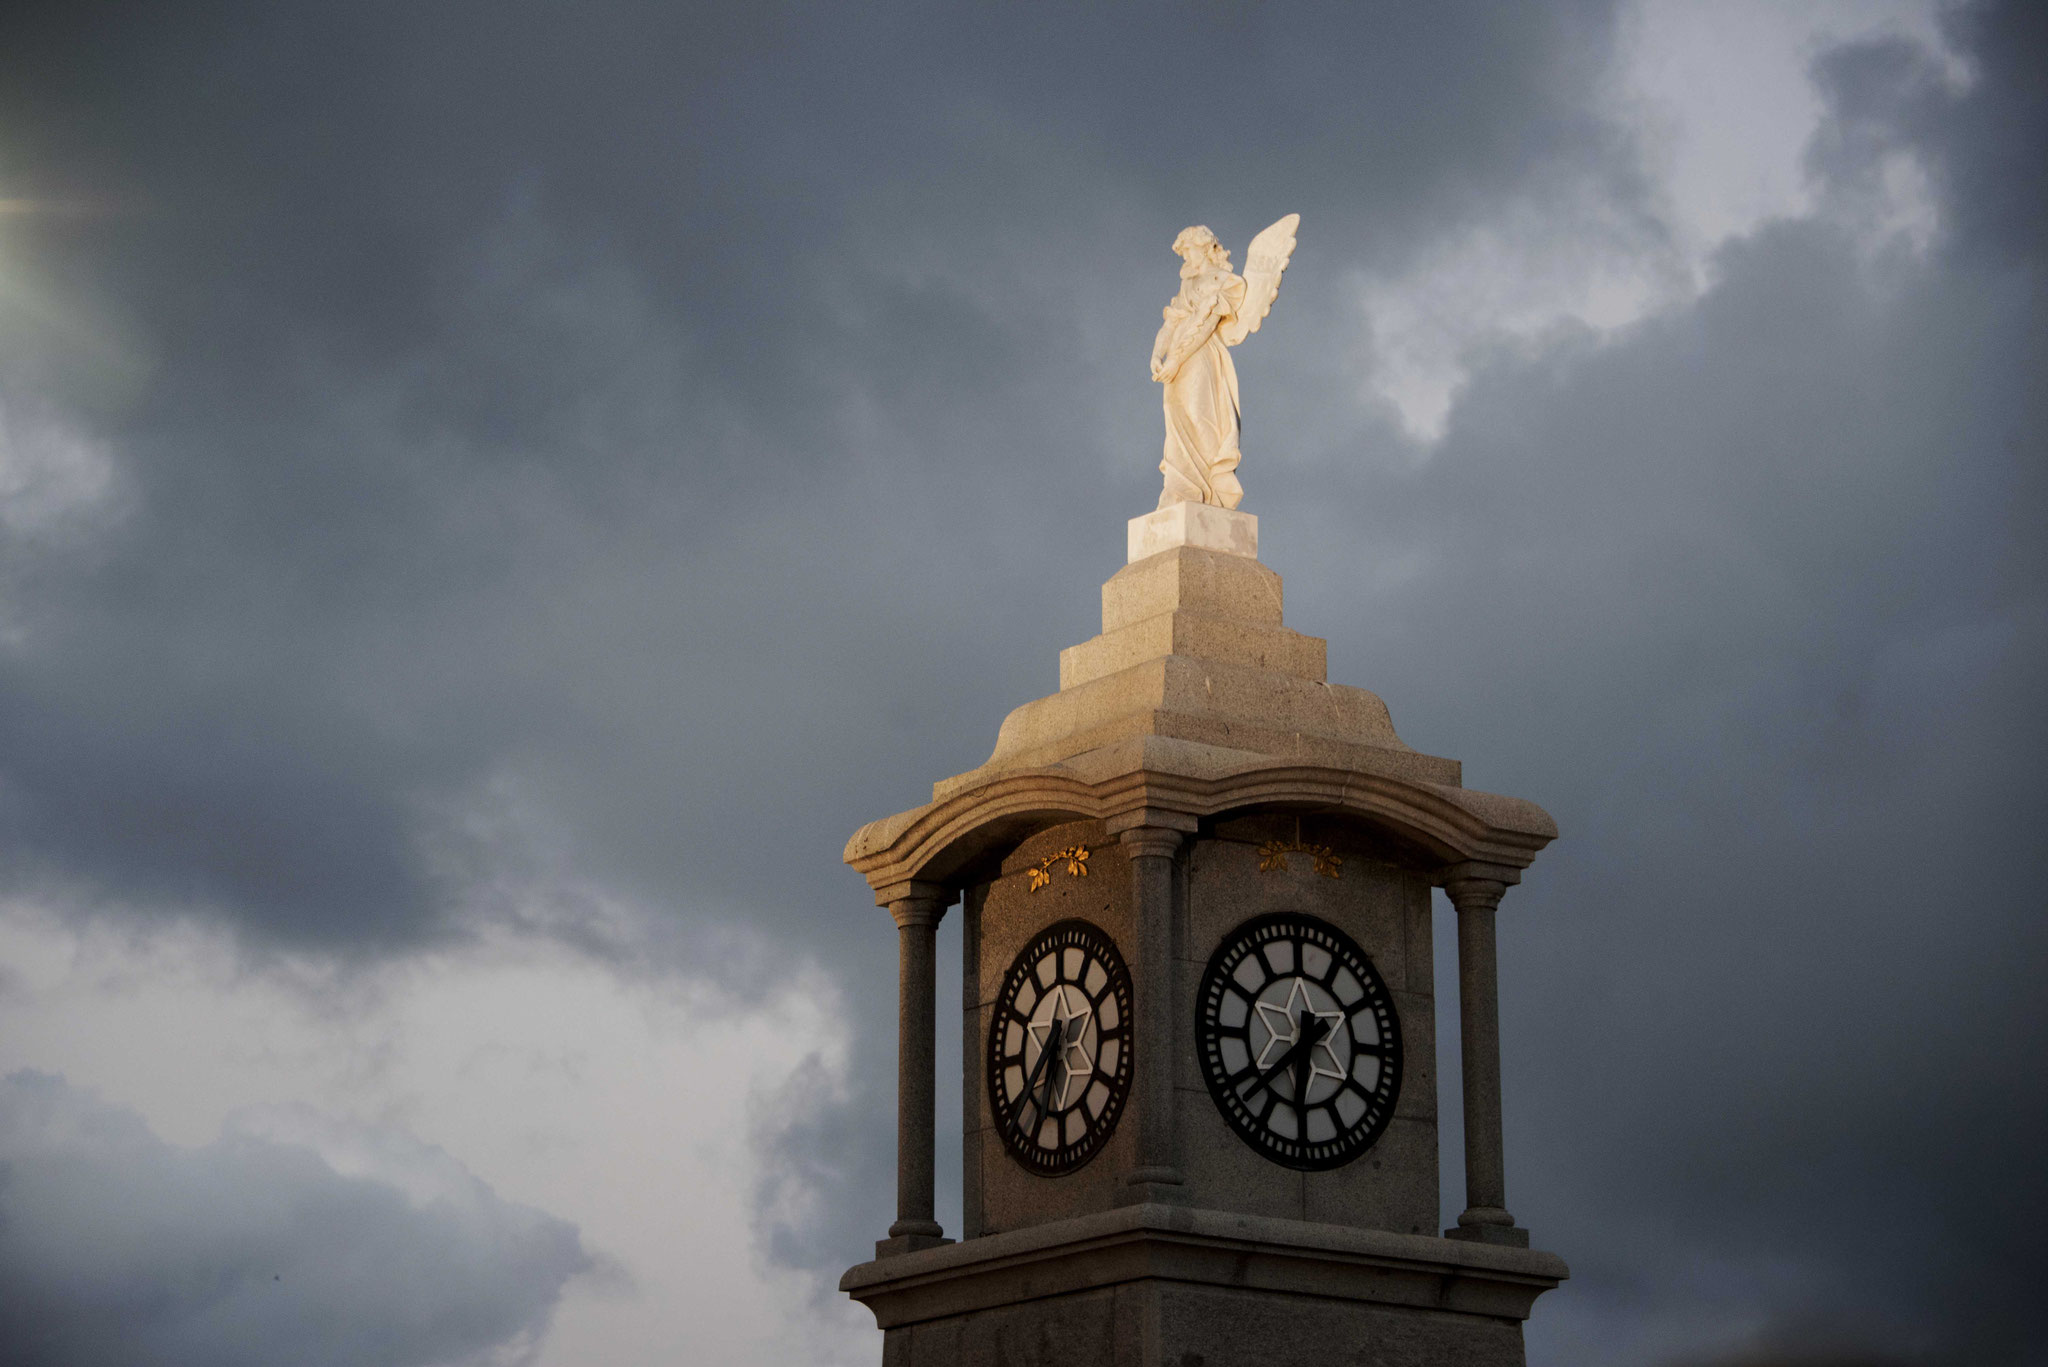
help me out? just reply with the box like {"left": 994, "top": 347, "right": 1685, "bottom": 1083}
{"left": 846, "top": 506, "right": 1555, "bottom": 901}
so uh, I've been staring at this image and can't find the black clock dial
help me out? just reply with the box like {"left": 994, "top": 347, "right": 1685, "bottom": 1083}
{"left": 1195, "top": 911, "right": 1402, "bottom": 1171}
{"left": 987, "top": 919, "right": 1134, "bottom": 1176}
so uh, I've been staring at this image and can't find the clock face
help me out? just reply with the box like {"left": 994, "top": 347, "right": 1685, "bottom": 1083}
{"left": 1195, "top": 911, "right": 1403, "bottom": 1171}
{"left": 987, "top": 919, "right": 1134, "bottom": 1176}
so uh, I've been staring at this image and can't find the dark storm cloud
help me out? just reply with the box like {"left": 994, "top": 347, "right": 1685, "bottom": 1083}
{"left": 1442, "top": 221, "right": 2042, "bottom": 1364}
{"left": 1810, "top": 0, "right": 2048, "bottom": 268}
{"left": 0, "top": 0, "right": 1623, "bottom": 959}
{"left": 0, "top": 6, "right": 1650, "bottom": 1353}
{"left": 0, "top": 1070, "right": 590, "bottom": 1367}
{"left": 1250, "top": 9, "right": 2044, "bottom": 1362}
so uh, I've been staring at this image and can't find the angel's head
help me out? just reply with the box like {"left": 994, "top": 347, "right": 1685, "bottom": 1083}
{"left": 1172, "top": 225, "right": 1230, "bottom": 269}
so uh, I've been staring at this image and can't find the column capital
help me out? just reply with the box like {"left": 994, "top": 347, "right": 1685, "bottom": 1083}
{"left": 1103, "top": 807, "right": 1200, "bottom": 839}
{"left": 884, "top": 881, "right": 951, "bottom": 929}
{"left": 1117, "top": 826, "right": 1185, "bottom": 862}
{"left": 1438, "top": 861, "right": 1518, "bottom": 910}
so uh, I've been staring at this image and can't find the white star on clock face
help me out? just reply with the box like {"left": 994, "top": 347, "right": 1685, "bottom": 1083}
{"left": 1253, "top": 978, "right": 1348, "bottom": 1087}
{"left": 1026, "top": 983, "right": 1096, "bottom": 1108}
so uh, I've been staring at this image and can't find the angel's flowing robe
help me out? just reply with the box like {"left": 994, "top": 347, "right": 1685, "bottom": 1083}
{"left": 1155, "top": 267, "right": 1249, "bottom": 509}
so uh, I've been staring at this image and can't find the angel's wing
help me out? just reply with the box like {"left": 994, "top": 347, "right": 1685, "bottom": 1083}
{"left": 1218, "top": 212, "right": 1299, "bottom": 347}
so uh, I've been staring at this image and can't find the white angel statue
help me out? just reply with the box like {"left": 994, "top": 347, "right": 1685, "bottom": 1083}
{"left": 1148, "top": 213, "right": 1299, "bottom": 509}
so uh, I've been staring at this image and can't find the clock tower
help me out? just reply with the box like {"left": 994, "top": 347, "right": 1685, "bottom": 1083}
{"left": 840, "top": 501, "right": 1567, "bottom": 1365}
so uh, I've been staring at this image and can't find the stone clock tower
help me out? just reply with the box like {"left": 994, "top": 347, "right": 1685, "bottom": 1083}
{"left": 839, "top": 502, "right": 1567, "bottom": 1366}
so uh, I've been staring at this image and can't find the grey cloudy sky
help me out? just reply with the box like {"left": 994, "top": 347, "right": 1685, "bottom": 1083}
{"left": 0, "top": 2, "right": 2041, "bottom": 1364}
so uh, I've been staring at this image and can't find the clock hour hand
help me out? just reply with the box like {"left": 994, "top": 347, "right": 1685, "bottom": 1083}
{"left": 1014, "top": 1016, "right": 1064, "bottom": 1140}
{"left": 1242, "top": 1011, "right": 1333, "bottom": 1107}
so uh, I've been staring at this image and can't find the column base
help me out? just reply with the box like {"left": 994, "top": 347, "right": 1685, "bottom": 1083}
{"left": 1447, "top": 1207, "right": 1529, "bottom": 1247}
{"left": 876, "top": 1226, "right": 954, "bottom": 1259}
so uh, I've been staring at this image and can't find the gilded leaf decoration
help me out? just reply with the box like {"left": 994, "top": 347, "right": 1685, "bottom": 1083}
{"left": 1256, "top": 840, "right": 1341, "bottom": 879}
{"left": 1025, "top": 845, "right": 1090, "bottom": 892}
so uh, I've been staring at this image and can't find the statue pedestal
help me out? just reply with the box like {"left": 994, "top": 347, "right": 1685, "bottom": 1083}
{"left": 1127, "top": 501, "right": 1258, "bottom": 562}
{"left": 842, "top": 1203, "right": 1566, "bottom": 1367}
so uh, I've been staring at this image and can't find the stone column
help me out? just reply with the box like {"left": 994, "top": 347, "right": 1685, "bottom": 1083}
{"left": 1442, "top": 866, "right": 1527, "bottom": 1247}
{"left": 1111, "top": 812, "right": 1197, "bottom": 1201}
{"left": 879, "top": 882, "right": 951, "bottom": 1257}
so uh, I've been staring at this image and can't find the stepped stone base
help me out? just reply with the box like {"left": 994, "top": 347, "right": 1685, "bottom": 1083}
{"left": 932, "top": 534, "right": 1462, "bottom": 802}
{"left": 843, "top": 1204, "right": 1565, "bottom": 1367}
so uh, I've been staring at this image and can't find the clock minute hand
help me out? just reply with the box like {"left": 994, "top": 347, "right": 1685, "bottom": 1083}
{"left": 1242, "top": 1013, "right": 1333, "bottom": 1106}
{"left": 1242, "top": 1036, "right": 1312, "bottom": 1105}
{"left": 1236, "top": 1016, "right": 1318, "bottom": 1114}
{"left": 1290, "top": 1009, "right": 1323, "bottom": 1112}
{"left": 1015, "top": 1016, "right": 1064, "bottom": 1139}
